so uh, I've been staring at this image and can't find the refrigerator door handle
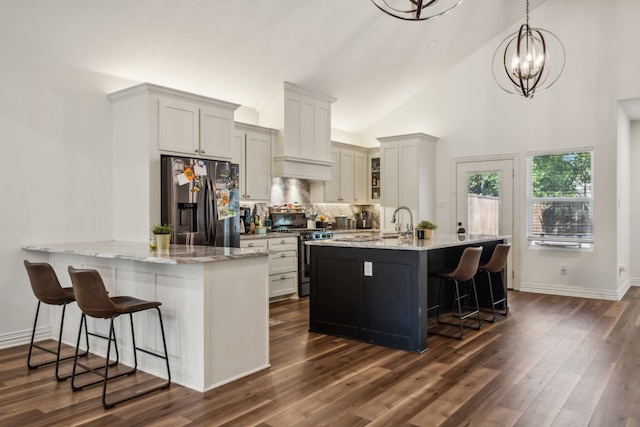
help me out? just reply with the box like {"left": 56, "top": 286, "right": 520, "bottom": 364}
{"left": 205, "top": 177, "right": 217, "bottom": 245}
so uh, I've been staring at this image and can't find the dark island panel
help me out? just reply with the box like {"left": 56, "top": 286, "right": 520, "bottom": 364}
{"left": 310, "top": 245, "right": 429, "bottom": 352}
{"left": 308, "top": 235, "right": 508, "bottom": 352}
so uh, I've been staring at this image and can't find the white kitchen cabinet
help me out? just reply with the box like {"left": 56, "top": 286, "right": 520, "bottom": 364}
{"left": 369, "top": 151, "right": 381, "bottom": 203}
{"left": 258, "top": 82, "right": 336, "bottom": 181}
{"left": 317, "top": 143, "right": 368, "bottom": 203}
{"left": 234, "top": 123, "right": 273, "bottom": 202}
{"left": 354, "top": 151, "right": 368, "bottom": 203}
{"left": 267, "top": 236, "right": 298, "bottom": 298}
{"left": 241, "top": 236, "right": 298, "bottom": 299}
{"left": 109, "top": 83, "right": 240, "bottom": 242}
{"left": 158, "top": 93, "right": 238, "bottom": 160}
{"left": 240, "top": 239, "right": 268, "bottom": 251}
{"left": 378, "top": 133, "right": 438, "bottom": 232}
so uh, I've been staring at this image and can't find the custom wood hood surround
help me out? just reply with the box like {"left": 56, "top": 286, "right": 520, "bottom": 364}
{"left": 259, "top": 82, "right": 336, "bottom": 181}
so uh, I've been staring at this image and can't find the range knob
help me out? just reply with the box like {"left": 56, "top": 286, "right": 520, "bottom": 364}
{"left": 304, "top": 234, "right": 311, "bottom": 240}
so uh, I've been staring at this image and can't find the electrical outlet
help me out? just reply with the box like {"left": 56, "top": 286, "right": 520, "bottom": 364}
{"left": 364, "top": 261, "right": 373, "bottom": 277}
{"left": 560, "top": 265, "right": 567, "bottom": 275}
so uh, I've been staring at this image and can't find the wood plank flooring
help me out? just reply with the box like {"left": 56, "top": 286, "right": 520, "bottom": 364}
{"left": 2, "top": 288, "right": 640, "bottom": 426}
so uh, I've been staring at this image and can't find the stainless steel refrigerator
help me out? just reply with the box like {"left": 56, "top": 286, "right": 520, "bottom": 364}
{"left": 161, "top": 155, "right": 240, "bottom": 247}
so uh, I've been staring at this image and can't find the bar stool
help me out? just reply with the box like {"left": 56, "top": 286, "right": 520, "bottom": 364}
{"left": 67, "top": 266, "right": 171, "bottom": 409}
{"left": 477, "top": 243, "right": 511, "bottom": 322}
{"left": 429, "top": 247, "right": 483, "bottom": 339}
{"left": 23, "top": 260, "right": 89, "bottom": 381}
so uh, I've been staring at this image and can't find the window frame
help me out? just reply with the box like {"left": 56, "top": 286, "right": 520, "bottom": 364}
{"left": 526, "top": 147, "right": 594, "bottom": 248}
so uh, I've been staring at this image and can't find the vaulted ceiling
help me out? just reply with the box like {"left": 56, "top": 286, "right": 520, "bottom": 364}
{"left": 0, "top": 0, "right": 548, "bottom": 132}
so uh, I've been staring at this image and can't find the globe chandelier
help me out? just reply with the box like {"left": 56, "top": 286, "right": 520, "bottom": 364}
{"left": 370, "top": 0, "right": 464, "bottom": 21}
{"left": 492, "top": 0, "right": 565, "bottom": 99}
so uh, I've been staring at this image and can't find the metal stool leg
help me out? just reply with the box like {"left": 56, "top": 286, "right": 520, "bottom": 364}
{"left": 102, "top": 310, "right": 171, "bottom": 409}
{"left": 28, "top": 301, "right": 88, "bottom": 381}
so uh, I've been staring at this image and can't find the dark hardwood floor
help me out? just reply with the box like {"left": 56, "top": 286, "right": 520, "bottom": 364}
{"left": 2, "top": 288, "right": 640, "bottom": 426}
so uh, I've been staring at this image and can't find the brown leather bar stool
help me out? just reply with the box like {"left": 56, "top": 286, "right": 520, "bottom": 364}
{"left": 477, "top": 243, "right": 511, "bottom": 322}
{"left": 429, "top": 247, "right": 483, "bottom": 339}
{"left": 23, "top": 260, "right": 89, "bottom": 381}
{"left": 67, "top": 266, "right": 171, "bottom": 409}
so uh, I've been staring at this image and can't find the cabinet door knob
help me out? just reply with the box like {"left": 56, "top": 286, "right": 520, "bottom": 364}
{"left": 201, "top": 149, "right": 206, "bottom": 154}
{"left": 195, "top": 149, "right": 199, "bottom": 153}
{"left": 246, "top": 195, "right": 250, "bottom": 198}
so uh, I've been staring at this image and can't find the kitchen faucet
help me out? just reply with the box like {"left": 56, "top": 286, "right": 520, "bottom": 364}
{"left": 391, "top": 206, "right": 414, "bottom": 234}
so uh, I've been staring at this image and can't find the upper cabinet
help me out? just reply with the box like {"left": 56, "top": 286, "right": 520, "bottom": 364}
{"left": 258, "top": 82, "right": 336, "bottom": 181}
{"left": 378, "top": 133, "right": 438, "bottom": 232}
{"left": 370, "top": 152, "right": 381, "bottom": 203}
{"left": 354, "top": 150, "right": 368, "bottom": 203}
{"left": 158, "top": 92, "right": 239, "bottom": 160}
{"left": 313, "top": 142, "right": 368, "bottom": 204}
{"left": 108, "top": 83, "right": 239, "bottom": 241}
{"left": 233, "top": 123, "right": 273, "bottom": 202}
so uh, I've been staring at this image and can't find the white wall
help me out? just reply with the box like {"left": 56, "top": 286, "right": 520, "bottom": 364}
{"left": 0, "top": 49, "right": 117, "bottom": 346}
{"left": 616, "top": 106, "right": 631, "bottom": 294}
{"left": 630, "top": 120, "right": 640, "bottom": 281}
{"left": 362, "top": 0, "right": 640, "bottom": 299}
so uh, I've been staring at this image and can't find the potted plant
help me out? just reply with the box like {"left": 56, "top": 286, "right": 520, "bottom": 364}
{"left": 415, "top": 220, "right": 437, "bottom": 239}
{"left": 152, "top": 224, "right": 173, "bottom": 250}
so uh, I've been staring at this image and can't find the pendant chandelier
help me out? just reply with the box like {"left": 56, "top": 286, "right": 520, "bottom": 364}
{"left": 492, "top": 0, "right": 565, "bottom": 99}
{"left": 370, "top": 0, "right": 464, "bottom": 21}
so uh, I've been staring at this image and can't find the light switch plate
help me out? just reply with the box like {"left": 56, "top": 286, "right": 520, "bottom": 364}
{"left": 364, "top": 261, "right": 373, "bottom": 276}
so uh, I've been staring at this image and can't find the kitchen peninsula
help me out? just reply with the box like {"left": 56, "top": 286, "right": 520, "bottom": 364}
{"left": 307, "top": 234, "right": 509, "bottom": 352}
{"left": 23, "top": 241, "right": 270, "bottom": 392}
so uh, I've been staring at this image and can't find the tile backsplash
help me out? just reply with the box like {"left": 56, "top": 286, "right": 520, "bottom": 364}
{"left": 241, "top": 177, "right": 380, "bottom": 229}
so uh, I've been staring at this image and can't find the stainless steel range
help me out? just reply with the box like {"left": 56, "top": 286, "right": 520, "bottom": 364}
{"left": 270, "top": 212, "right": 333, "bottom": 297}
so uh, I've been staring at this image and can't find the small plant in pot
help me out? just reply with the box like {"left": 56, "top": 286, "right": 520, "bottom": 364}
{"left": 152, "top": 224, "right": 173, "bottom": 250}
{"left": 415, "top": 220, "right": 437, "bottom": 239}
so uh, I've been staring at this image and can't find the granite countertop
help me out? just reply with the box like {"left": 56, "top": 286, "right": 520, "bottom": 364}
{"left": 240, "top": 229, "right": 380, "bottom": 240}
{"left": 240, "top": 232, "right": 299, "bottom": 240}
{"left": 305, "top": 233, "right": 510, "bottom": 251}
{"left": 23, "top": 241, "right": 270, "bottom": 264}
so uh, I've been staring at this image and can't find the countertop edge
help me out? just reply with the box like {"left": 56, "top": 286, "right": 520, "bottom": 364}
{"left": 305, "top": 234, "right": 510, "bottom": 251}
{"left": 23, "top": 241, "right": 270, "bottom": 264}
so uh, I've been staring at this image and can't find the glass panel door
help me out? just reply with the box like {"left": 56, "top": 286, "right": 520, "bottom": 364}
{"left": 456, "top": 159, "right": 515, "bottom": 289}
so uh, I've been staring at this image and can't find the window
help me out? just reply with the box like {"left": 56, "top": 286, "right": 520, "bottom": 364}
{"left": 526, "top": 149, "right": 593, "bottom": 248}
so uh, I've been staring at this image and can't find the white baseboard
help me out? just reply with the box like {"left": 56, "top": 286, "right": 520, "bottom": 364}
{"left": 0, "top": 326, "right": 51, "bottom": 350}
{"left": 519, "top": 282, "right": 624, "bottom": 301}
{"left": 631, "top": 277, "right": 640, "bottom": 286}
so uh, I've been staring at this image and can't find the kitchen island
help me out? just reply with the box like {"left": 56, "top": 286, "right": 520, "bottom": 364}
{"left": 23, "top": 241, "right": 270, "bottom": 392}
{"left": 307, "top": 234, "right": 509, "bottom": 352}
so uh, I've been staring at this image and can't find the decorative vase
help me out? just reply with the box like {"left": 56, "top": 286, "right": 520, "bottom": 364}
{"left": 425, "top": 229, "right": 433, "bottom": 239}
{"left": 155, "top": 234, "right": 171, "bottom": 250}
{"left": 416, "top": 229, "right": 425, "bottom": 240}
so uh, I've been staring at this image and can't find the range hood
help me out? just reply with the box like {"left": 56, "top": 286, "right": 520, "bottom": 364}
{"left": 259, "top": 82, "right": 336, "bottom": 181}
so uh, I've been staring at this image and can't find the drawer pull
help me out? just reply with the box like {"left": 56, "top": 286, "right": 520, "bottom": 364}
{"left": 281, "top": 275, "right": 287, "bottom": 280}
{"left": 280, "top": 253, "right": 287, "bottom": 258}
{"left": 248, "top": 243, "right": 254, "bottom": 247}
{"left": 281, "top": 240, "right": 286, "bottom": 244}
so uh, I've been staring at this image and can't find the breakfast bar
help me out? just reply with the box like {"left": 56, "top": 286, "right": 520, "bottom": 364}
{"left": 307, "top": 234, "right": 509, "bottom": 352}
{"left": 23, "top": 241, "right": 270, "bottom": 392}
